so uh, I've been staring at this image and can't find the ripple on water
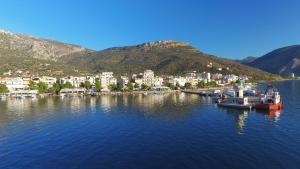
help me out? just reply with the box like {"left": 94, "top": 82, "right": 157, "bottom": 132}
{"left": 1, "top": 82, "right": 300, "bottom": 169}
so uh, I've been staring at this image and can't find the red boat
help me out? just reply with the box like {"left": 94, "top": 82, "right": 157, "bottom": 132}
{"left": 255, "top": 84, "right": 283, "bottom": 110}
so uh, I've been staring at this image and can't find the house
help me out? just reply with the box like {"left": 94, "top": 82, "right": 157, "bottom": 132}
{"left": 118, "top": 76, "right": 129, "bottom": 89}
{"left": 1, "top": 77, "right": 26, "bottom": 91}
{"left": 143, "top": 70, "right": 155, "bottom": 86}
{"left": 99, "top": 72, "right": 117, "bottom": 91}
{"left": 153, "top": 77, "right": 164, "bottom": 87}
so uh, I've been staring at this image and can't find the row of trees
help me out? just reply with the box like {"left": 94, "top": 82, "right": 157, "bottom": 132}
{"left": 184, "top": 81, "right": 218, "bottom": 89}
{"left": 0, "top": 79, "right": 219, "bottom": 94}
{"left": 107, "top": 82, "right": 149, "bottom": 92}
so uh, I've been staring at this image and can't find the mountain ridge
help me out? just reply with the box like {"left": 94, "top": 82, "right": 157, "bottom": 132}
{"left": 0, "top": 29, "right": 280, "bottom": 80}
{"left": 246, "top": 45, "right": 300, "bottom": 75}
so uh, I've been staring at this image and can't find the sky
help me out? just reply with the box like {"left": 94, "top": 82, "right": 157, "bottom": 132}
{"left": 0, "top": 0, "right": 300, "bottom": 59}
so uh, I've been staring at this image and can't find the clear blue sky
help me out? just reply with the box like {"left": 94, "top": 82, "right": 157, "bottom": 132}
{"left": 1, "top": 0, "right": 300, "bottom": 59}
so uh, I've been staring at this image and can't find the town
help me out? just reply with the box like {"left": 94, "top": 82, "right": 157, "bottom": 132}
{"left": 0, "top": 69, "right": 249, "bottom": 98}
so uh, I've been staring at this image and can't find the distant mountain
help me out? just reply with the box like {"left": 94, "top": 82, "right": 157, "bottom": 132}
{"left": 247, "top": 45, "right": 300, "bottom": 75}
{"left": 0, "top": 29, "right": 91, "bottom": 76}
{"left": 62, "top": 40, "right": 278, "bottom": 80}
{"left": 239, "top": 56, "right": 257, "bottom": 64}
{"left": 0, "top": 29, "right": 280, "bottom": 80}
{"left": 0, "top": 29, "right": 90, "bottom": 60}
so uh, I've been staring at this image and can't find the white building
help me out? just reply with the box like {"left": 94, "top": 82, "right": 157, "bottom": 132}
{"left": 143, "top": 70, "right": 154, "bottom": 86}
{"left": 153, "top": 77, "right": 164, "bottom": 87}
{"left": 165, "top": 76, "right": 187, "bottom": 87}
{"left": 224, "top": 74, "right": 239, "bottom": 83}
{"left": 60, "top": 76, "right": 86, "bottom": 88}
{"left": 99, "top": 72, "right": 117, "bottom": 91}
{"left": 1, "top": 77, "right": 26, "bottom": 92}
{"left": 40, "top": 76, "right": 57, "bottom": 87}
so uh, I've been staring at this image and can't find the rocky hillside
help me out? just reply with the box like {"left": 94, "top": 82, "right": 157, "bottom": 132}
{"left": 0, "top": 29, "right": 90, "bottom": 61}
{"left": 246, "top": 45, "right": 300, "bottom": 75}
{"left": 62, "top": 40, "right": 279, "bottom": 80}
{"left": 0, "top": 29, "right": 91, "bottom": 76}
{"left": 0, "top": 29, "right": 280, "bottom": 80}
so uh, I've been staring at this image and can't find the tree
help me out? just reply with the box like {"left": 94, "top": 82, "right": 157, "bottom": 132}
{"left": 94, "top": 80, "right": 101, "bottom": 92}
{"left": 28, "top": 81, "right": 37, "bottom": 90}
{"left": 37, "top": 82, "right": 48, "bottom": 93}
{"left": 79, "top": 82, "right": 85, "bottom": 88}
{"left": 109, "top": 83, "right": 123, "bottom": 91}
{"left": 134, "top": 83, "right": 140, "bottom": 89}
{"left": 63, "top": 82, "right": 73, "bottom": 89}
{"left": 184, "top": 82, "right": 192, "bottom": 89}
{"left": 197, "top": 81, "right": 205, "bottom": 88}
{"left": 207, "top": 81, "right": 217, "bottom": 87}
{"left": 166, "top": 83, "right": 175, "bottom": 90}
{"left": 52, "top": 82, "right": 61, "bottom": 94}
{"left": 0, "top": 84, "right": 9, "bottom": 93}
{"left": 84, "top": 80, "right": 91, "bottom": 90}
{"left": 126, "top": 82, "right": 134, "bottom": 91}
{"left": 141, "top": 84, "right": 150, "bottom": 90}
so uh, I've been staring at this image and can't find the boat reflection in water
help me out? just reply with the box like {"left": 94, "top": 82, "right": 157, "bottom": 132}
{"left": 255, "top": 109, "right": 282, "bottom": 122}
{"left": 218, "top": 107, "right": 283, "bottom": 134}
{"left": 220, "top": 107, "right": 250, "bottom": 134}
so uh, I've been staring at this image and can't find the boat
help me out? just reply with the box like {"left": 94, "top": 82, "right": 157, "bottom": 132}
{"left": 217, "top": 80, "right": 253, "bottom": 110}
{"left": 218, "top": 97, "right": 252, "bottom": 109}
{"left": 255, "top": 84, "right": 282, "bottom": 110}
{"left": 223, "top": 88, "right": 235, "bottom": 97}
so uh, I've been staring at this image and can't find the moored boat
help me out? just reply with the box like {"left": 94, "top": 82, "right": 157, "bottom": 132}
{"left": 217, "top": 80, "right": 253, "bottom": 110}
{"left": 255, "top": 84, "right": 282, "bottom": 110}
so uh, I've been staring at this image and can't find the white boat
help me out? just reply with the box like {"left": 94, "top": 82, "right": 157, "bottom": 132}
{"left": 223, "top": 88, "right": 235, "bottom": 97}
{"left": 218, "top": 97, "right": 252, "bottom": 110}
{"left": 217, "top": 80, "right": 253, "bottom": 110}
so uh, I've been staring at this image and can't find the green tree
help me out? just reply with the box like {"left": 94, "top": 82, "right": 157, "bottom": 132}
{"left": 63, "top": 82, "right": 73, "bottom": 89}
{"left": 79, "top": 82, "right": 85, "bottom": 88}
{"left": 166, "top": 83, "right": 175, "bottom": 90}
{"left": 206, "top": 81, "right": 217, "bottom": 87}
{"left": 109, "top": 83, "right": 123, "bottom": 91}
{"left": 84, "top": 80, "right": 91, "bottom": 90}
{"left": 184, "top": 82, "right": 192, "bottom": 89}
{"left": 37, "top": 82, "right": 48, "bottom": 93}
{"left": 126, "top": 82, "right": 134, "bottom": 91}
{"left": 0, "top": 84, "right": 9, "bottom": 93}
{"left": 94, "top": 79, "right": 101, "bottom": 92}
{"left": 52, "top": 82, "right": 62, "bottom": 94}
{"left": 28, "top": 81, "right": 37, "bottom": 90}
{"left": 141, "top": 84, "right": 150, "bottom": 90}
{"left": 197, "top": 81, "right": 205, "bottom": 88}
{"left": 134, "top": 83, "right": 140, "bottom": 89}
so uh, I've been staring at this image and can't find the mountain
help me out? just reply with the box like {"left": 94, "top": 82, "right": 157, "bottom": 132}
{"left": 0, "top": 29, "right": 91, "bottom": 76}
{"left": 0, "top": 29, "right": 280, "bottom": 80}
{"left": 62, "top": 40, "right": 278, "bottom": 80}
{"left": 0, "top": 29, "right": 90, "bottom": 60}
{"left": 239, "top": 56, "right": 257, "bottom": 64}
{"left": 247, "top": 45, "right": 300, "bottom": 75}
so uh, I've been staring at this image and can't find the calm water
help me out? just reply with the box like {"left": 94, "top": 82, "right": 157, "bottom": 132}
{"left": 0, "top": 80, "right": 300, "bottom": 169}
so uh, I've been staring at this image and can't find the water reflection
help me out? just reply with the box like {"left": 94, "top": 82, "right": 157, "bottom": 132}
{"left": 0, "top": 94, "right": 201, "bottom": 129}
{"left": 220, "top": 108, "right": 249, "bottom": 134}
{"left": 0, "top": 93, "right": 284, "bottom": 133}
{"left": 255, "top": 109, "right": 282, "bottom": 122}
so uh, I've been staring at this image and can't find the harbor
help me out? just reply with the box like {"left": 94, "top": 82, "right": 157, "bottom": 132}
{"left": 183, "top": 80, "right": 283, "bottom": 111}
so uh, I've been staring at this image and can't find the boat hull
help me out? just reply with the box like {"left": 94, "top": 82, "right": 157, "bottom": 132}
{"left": 217, "top": 103, "right": 252, "bottom": 110}
{"left": 255, "top": 101, "right": 283, "bottom": 110}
